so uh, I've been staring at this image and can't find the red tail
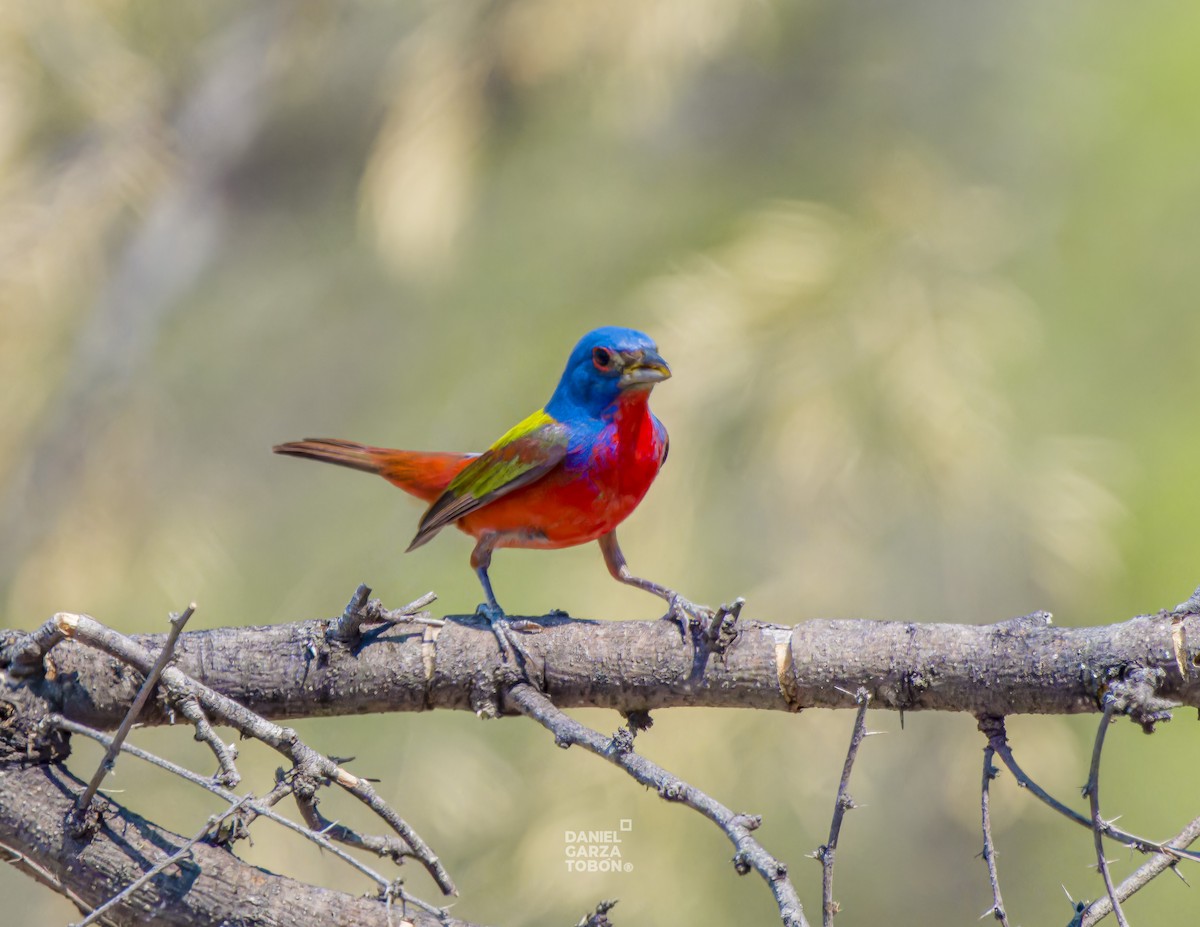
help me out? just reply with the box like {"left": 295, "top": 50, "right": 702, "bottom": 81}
{"left": 273, "top": 438, "right": 474, "bottom": 504}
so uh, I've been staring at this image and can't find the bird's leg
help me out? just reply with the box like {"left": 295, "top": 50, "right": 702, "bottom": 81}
{"left": 598, "top": 531, "right": 712, "bottom": 633}
{"left": 471, "top": 541, "right": 538, "bottom": 664}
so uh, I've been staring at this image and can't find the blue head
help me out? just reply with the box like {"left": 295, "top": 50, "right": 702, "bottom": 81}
{"left": 546, "top": 326, "right": 671, "bottom": 421}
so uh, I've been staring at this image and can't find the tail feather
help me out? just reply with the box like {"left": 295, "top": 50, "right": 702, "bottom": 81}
{"left": 273, "top": 438, "right": 474, "bottom": 503}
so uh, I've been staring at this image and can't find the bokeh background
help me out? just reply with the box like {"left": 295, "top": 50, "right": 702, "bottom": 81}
{"left": 4, "top": 2, "right": 1200, "bottom": 924}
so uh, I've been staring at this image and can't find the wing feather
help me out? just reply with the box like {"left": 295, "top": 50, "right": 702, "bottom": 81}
{"left": 407, "top": 409, "right": 569, "bottom": 549}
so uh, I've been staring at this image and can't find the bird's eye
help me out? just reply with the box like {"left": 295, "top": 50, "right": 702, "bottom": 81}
{"left": 592, "top": 347, "right": 613, "bottom": 370}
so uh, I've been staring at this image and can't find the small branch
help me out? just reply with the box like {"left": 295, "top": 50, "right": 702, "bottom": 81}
{"left": 75, "top": 795, "right": 253, "bottom": 927}
{"left": 700, "top": 596, "right": 745, "bottom": 653}
{"left": 332, "top": 584, "right": 374, "bottom": 642}
{"left": 0, "top": 616, "right": 68, "bottom": 678}
{"left": 575, "top": 899, "right": 618, "bottom": 927}
{"left": 333, "top": 584, "right": 441, "bottom": 643}
{"left": 1082, "top": 813, "right": 1200, "bottom": 926}
{"left": 979, "top": 743, "right": 1011, "bottom": 926}
{"left": 1083, "top": 699, "right": 1128, "bottom": 927}
{"left": 818, "top": 687, "right": 870, "bottom": 926}
{"left": 293, "top": 772, "right": 418, "bottom": 864}
{"left": 506, "top": 681, "right": 810, "bottom": 927}
{"left": 979, "top": 716, "right": 1200, "bottom": 864}
{"left": 2, "top": 757, "right": 462, "bottom": 927}
{"left": 47, "top": 611, "right": 457, "bottom": 896}
{"left": 48, "top": 714, "right": 442, "bottom": 912}
{"left": 73, "top": 604, "right": 196, "bottom": 823}
{"left": 174, "top": 693, "right": 240, "bottom": 787}
{"left": 225, "top": 771, "right": 294, "bottom": 842}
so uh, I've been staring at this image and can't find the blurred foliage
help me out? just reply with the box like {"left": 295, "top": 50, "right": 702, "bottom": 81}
{"left": 4, "top": 2, "right": 1200, "bottom": 925}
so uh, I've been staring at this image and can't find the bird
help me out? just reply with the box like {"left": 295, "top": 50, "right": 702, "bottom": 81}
{"left": 274, "top": 325, "right": 706, "bottom": 657}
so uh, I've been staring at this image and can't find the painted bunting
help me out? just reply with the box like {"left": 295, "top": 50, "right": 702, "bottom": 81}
{"left": 274, "top": 326, "right": 705, "bottom": 653}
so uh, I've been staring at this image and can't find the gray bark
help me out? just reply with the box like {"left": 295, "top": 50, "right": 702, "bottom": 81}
{"left": 3, "top": 608, "right": 1194, "bottom": 731}
{"left": 0, "top": 762, "right": 463, "bottom": 927}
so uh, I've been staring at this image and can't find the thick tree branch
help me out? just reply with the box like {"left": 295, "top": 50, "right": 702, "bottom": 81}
{"left": 0, "top": 762, "right": 468, "bottom": 927}
{"left": 4, "top": 604, "right": 1199, "bottom": 732}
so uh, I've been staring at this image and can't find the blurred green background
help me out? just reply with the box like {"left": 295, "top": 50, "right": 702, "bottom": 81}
{"left": 4, "top": 2, "right": 1200, "bottom": 924}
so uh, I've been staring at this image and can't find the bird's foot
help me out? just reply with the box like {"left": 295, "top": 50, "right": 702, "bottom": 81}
{"left": 661, "top": 592, "right": 712, "bottom": 638}
{"left": 475, "top": 602, "right": 540, "bottom": 665}
{"left": 662, "top": 594, "right": 745, "bottom": 653}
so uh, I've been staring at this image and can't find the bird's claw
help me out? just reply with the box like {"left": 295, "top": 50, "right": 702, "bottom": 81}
{"left": 661, "top": 592, "right": 712, "bottom": 638}
{"left": 475, "top": 602, "right": 539, "bottom": 664}
{"left": 662, "top": 593, "right": 744, "bottom": 653}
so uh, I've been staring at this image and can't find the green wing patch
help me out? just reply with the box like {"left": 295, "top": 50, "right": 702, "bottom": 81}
{"left": 407, "top": 408, "right": 569, "bottom": 550}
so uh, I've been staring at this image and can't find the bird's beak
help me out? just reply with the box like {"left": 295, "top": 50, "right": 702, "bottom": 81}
{"left": 619, "top": 349, "right": 672, "bottom": 387}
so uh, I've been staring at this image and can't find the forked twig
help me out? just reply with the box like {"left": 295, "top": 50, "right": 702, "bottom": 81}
{"left": 334, "top": 584, "right": 441, "bottom": 642}
{"left": 817, "top": 687, "right": 871, "bottom": 926}
{"left": 506, "top": 682, "right": 810, "bottom": 927}
{"left": 73, "top": 604, "right": 196, "bottom": 824}
{"left": 979, "top": 716, "right": 1200, "bottom": 863}
{"left": 48, "top": 715, "right": 447, "bottom": 917}
{"left": 1082, "top": 813, "right": 1200, "bottom": 926}
{"left": 979, "top": 743, "right": 1011, "bottom": 925}
{"left": 1083, "top": 699, "right": 1128, "bottom": 927}
{"left": 293, "top": 773, "right": 417, "bottom": 863}
{"left": 174, "top": 693, "right": 240, "bottom": 786}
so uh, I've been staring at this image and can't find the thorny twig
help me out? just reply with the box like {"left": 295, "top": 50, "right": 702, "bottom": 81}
{"left": 816, "top": 687, "right": 871, "bottom": 926}
{"left": 224, "top": 770, "right": 294, "bottom": 844}
{"left": 978, "top": 716, "right": 1200, "bottom": 864}
{"left": 48, "top": 715, "right": 448, "bottom": 918}
{"left": 293, "top": 772, "right": 417, "bottom": 864}
{"left": 73, "top": 604, "right": 196, "bottom": 827}
{"left": 1083, "top": 699, "right": 1128, "bottom": 927}
{"left": 505, "top": 681, "right": 810, "bottom": 927}
{"left": 979, "top": 744, "right": 1011, "bottom": 926}
{"left": 36, "top": 612, "right": 456, "bottom": 895}
{"left": 1081, "top": 814, "right": 1200, "bottom": 926}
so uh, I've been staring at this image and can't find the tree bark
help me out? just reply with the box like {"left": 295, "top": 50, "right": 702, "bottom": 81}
{"left": 2, "top": 608, "right": 1194, "bottom": 731}
{"left": 0, "top": 762, "right": 462, "bottom": 927}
